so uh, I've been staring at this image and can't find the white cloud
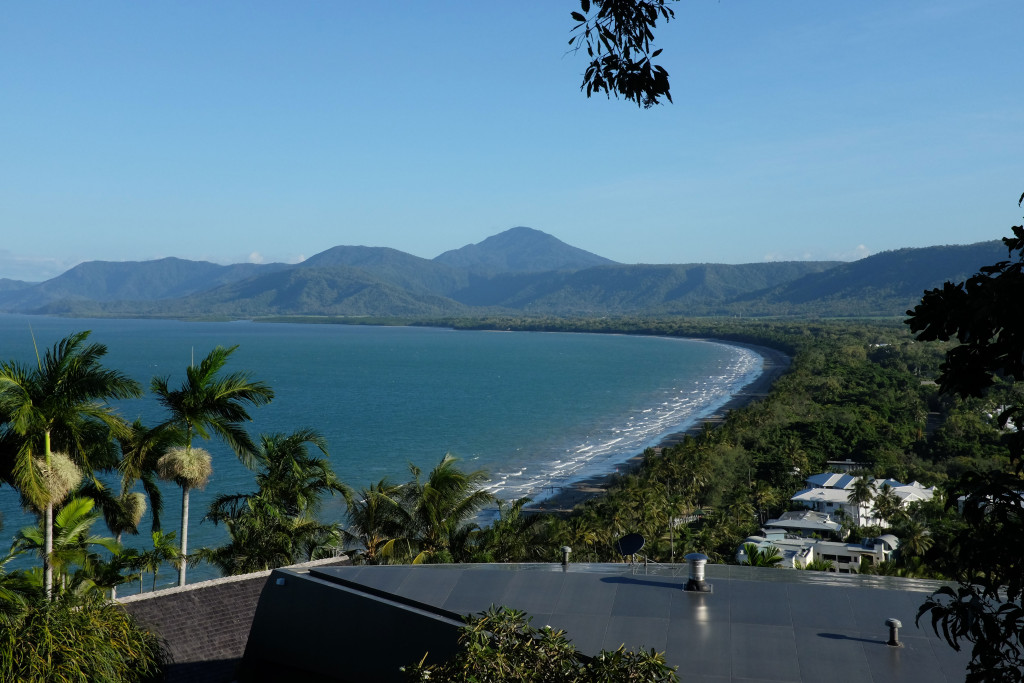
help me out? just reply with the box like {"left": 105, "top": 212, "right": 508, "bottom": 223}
{"left": 762, "top": 244, "right": 873, "bottom": 263}
{"left": 248, "top": 252, "right": 265, "bottom": 264}
{"left": 848, "top": 244, "right": 871, "bottom": 260}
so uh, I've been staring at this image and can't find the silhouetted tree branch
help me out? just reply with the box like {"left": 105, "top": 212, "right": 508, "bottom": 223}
{"left": 906, "top": 192, "right": 1024, "bottom": 682}
{"left": 569, "top": 0, "right": 676, "bottom": 107}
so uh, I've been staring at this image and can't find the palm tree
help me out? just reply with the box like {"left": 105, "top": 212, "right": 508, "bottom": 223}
{"left": 475, "top": 497, "right": 547, "bottom": 562}
{"left": 380, "top": 454, "right": 493, "bottom": 564}
{"left": 13, "top": 496, "right": 121, "bottom": 594}
{"left": 151, "top": 345, "right": 273, "bottom": 586}
{"left": 155, "top": 446, "right": 212, "bottom": 584}
{"left": 116, "top": 418, "right": 181, "bottom": 534}
{"left": 199, "top": 495, "right": 341, "bottom": 575}
{"left": 803, "top": 558, "right": 835, "bottom": 572}
{"left": 740, "top": 542, "right": 783, "bottom": 568}
{"left": 235, "top": 429, "right": 346, "bottom": 519}
{"left": 846, "top": 476, "right": 875, "bottom": 526}
{"left": 79, "top": 484, "right": 147, "bottom": 599}
{"left": 0, "top": 541, "right": 34, "bottom": 616}
{"left": 343, "top": 478, "right": 407, "bottom": 564}
{"left": 897, "top": 519, "right": 934, "bottom": 559}
{"left": 0, "top": 331, "right": 141, "bottom": 598}
{"left": 201, "top": 429, "right": 348, "bottom": 574}
{"left": 137, "top": 530, "right": 181, "bottom": 592}
{"left": 872, "top": 483, "right": 905, "bottom": 527}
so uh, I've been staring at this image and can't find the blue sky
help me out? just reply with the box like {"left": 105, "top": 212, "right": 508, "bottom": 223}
{"left": 1, "top": 1, "right": 1020, "bottom": 281}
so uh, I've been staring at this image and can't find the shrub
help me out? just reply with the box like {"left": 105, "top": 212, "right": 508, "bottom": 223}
{"left": 404, "top": 606, "right": 677, "bottom": 682}
{"left": 0, "top": 592, "right": 166, "bottom": 682}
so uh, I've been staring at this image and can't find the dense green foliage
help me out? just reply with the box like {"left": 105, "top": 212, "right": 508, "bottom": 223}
{"left": 344, "top": 454, "right": 494, "bottom": 564}
{"left": 0, "top": 592, "right": 166, "bottom": 683}
{"left": 403, "top": 606, "right": 677, "bottom": 682}
{"left": 198, "top": 429, "right": 348, "bottom": 574}
{"left": 906, "top": 202, "right": 1024, "bottom": 682}
{"left": 0, "top": 331, "right": 141, "bottom": 597}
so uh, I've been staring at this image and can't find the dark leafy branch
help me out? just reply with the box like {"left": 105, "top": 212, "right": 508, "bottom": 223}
{"left": 569, "top": 0, "right": 676, "bottom": 108}
{"left": 906, "top": 193, "right": 1024, "bottom": 682}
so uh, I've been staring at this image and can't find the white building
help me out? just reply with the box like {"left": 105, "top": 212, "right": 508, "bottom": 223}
{"left": 736, "top": 528, "right": 900, "bottom": 573}
{"left": 763, "top": 509, "right": 844, "bottom": 539}
{"left": 790, "top": 473, "right": 935, "bottom": 528}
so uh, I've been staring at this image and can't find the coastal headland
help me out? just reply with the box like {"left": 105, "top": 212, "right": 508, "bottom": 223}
{"left": 525, "top": 341, "right": 792, "bottom": 513}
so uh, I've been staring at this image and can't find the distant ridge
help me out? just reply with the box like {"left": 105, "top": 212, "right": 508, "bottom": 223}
{"left": 434, "top": 227, "right": 618, "bottom": 274}
{"left": 0, "top": 257, "right": 287, "bottom": 311}
{"left": 733, "top": 240, "right": 1007, "bottom": 317}
{"left": 0, "top": 228, "right": 1009, "bottom": 319}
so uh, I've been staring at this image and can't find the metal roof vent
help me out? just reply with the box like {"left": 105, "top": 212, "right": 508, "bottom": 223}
{"left": 683, "top": 552, "right": 711, "bottom": 592}
{"left": 885, "top": 618, "right": 903, "bottom": 647}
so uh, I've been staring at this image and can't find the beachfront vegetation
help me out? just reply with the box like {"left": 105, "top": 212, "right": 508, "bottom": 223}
{"left": 344, "top": 454, "right": 494, "bottom": 565}
{"left": 198, "top": 429, "right": 348, "bottom": 575}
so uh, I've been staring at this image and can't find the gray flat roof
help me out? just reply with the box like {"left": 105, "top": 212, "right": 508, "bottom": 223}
{"left": 301, "top": 562, "right": 969, "bottom": 682}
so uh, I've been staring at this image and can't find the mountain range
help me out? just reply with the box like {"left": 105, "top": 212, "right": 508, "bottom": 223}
{"left": 0, "top": 227, "right": 1006, "bottom": 319}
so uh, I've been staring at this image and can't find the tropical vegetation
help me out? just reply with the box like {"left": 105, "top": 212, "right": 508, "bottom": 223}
{"left": 197, "top": 429, "right": 348, "bottom": 575}
{"left": 0, "top": 591, "right": 165, "bottom": 683}
{"left": 0, "top": 331, "right": 141, "bottom": 598}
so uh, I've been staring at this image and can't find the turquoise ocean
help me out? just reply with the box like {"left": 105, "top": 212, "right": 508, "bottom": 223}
{"left": 0, "top": 316, "right": 762, "bottom": 585}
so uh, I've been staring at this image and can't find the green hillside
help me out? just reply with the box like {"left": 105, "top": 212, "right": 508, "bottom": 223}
{"left": 434, "top": 226, "right": 618, "bottom": 273}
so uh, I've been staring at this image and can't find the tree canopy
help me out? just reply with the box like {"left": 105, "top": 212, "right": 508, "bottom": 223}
{"left": 906, "top": 193, "right": 1024, "bottom": 681}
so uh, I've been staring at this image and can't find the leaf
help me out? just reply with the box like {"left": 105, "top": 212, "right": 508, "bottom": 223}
{"left": 571, "top": 11, "right": 586, "bottom": 22}
{"left": 581, "top": 0, "right": 590, "bottom": 12}
{"left": 652, "top": 48, "right": 662, "bottom": 58}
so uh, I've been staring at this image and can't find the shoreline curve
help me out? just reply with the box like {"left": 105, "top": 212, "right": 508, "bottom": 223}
{"left": 524, "top": 340, "right": 792, "bottom": 514}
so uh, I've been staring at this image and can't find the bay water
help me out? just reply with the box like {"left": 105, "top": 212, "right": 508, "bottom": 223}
{"left": 0, "top": 315, "right": 762, "bottom": 585}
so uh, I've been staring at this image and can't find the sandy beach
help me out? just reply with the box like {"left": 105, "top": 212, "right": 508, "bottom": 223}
{"left": 524, "top": 340, "right": 792, "bottom": 513}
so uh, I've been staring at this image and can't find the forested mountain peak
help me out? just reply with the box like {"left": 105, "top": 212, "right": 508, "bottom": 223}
{"left": 301, "top": 245, "right": 430, "bottom": 269}
{"left": 433, "top": 226, "right": 619, "bottom": 274}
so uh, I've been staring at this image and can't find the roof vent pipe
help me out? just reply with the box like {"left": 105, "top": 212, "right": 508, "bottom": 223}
{"left": 561, "top": 546, "right": 571, "bottom": 568}
{"left": 885, "top": 618, "right": 903, "bottom": 647}
{"left": 683, "top": 553, "right": 711, "bottom": 592}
